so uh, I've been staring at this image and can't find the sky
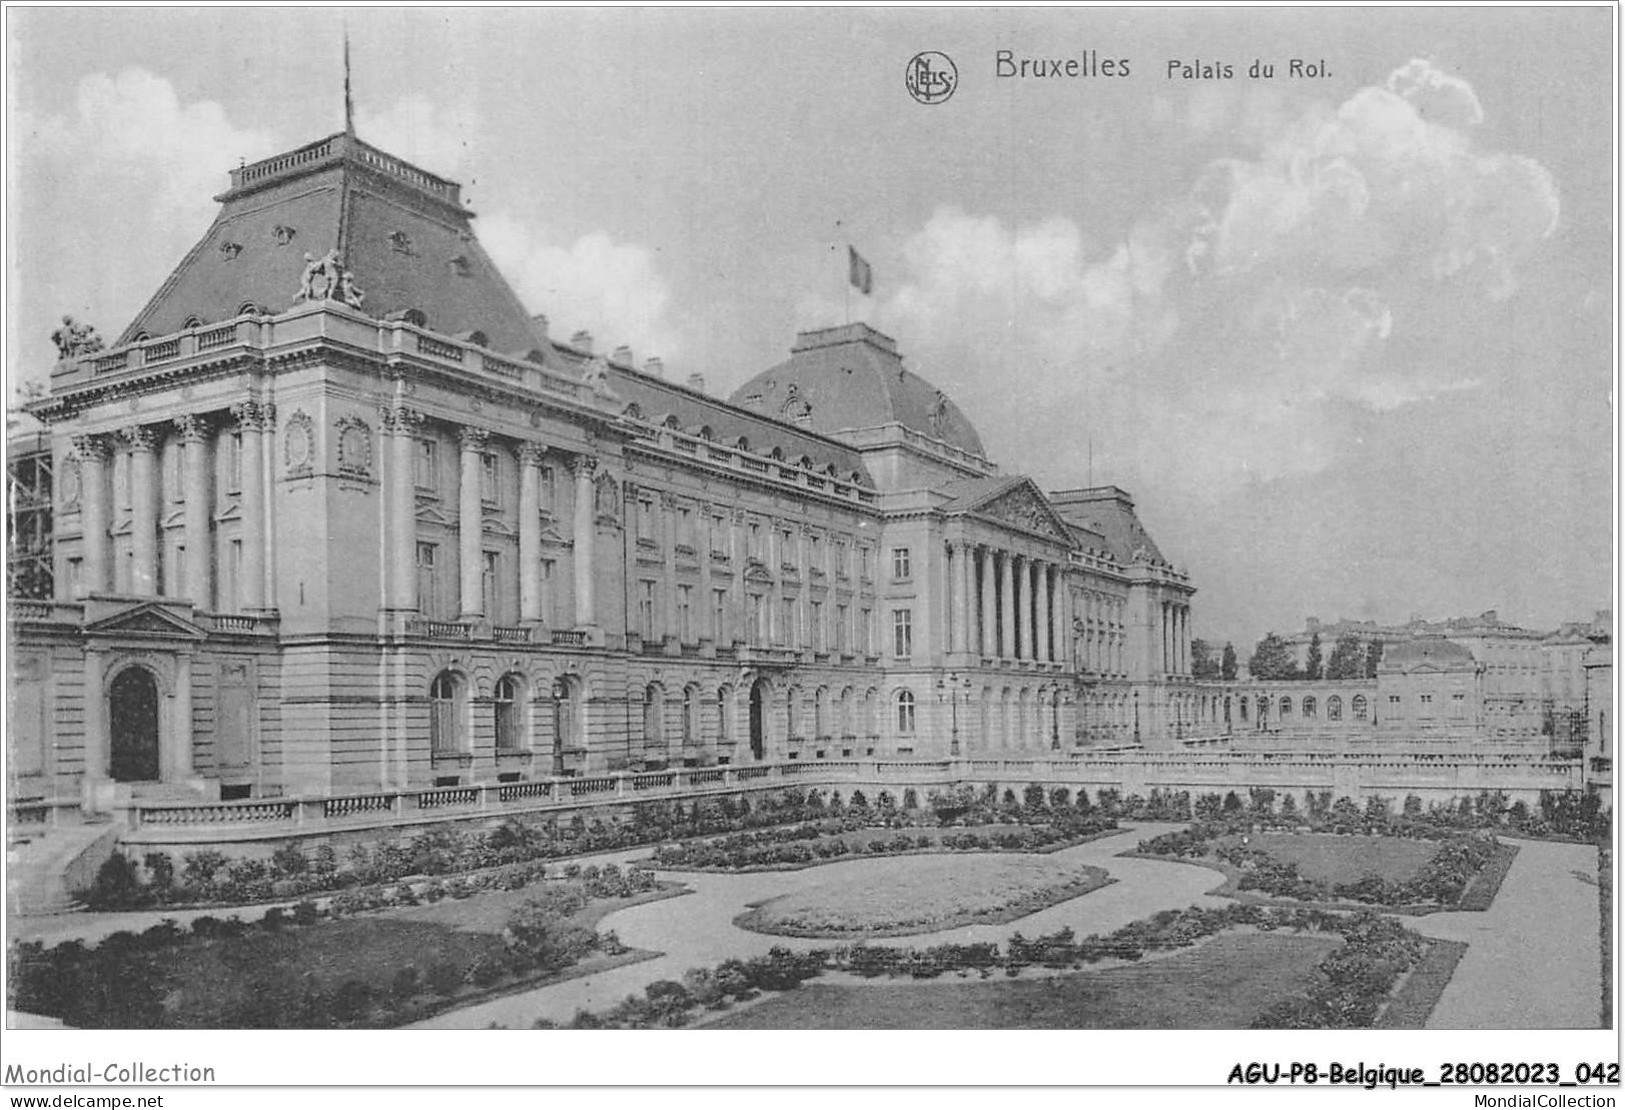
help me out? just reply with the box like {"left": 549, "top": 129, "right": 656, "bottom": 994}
{"left": 6, "top": 6, "right": 1614, "bottom": 648}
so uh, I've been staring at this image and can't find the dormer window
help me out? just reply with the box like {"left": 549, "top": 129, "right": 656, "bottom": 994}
{"left": 272, "top": 224, "right": 296, "bottom": 246}
{"left": 237, "top": 302, "right": 259, "bottom": 317}
{"left": 448, "top": 255, "right": 471, "bottom": 277}
{"left": 183, "top": 316, "right": 203, "bottom": 330}
{"left": 389, "top": 230, "right": 414, "bottom": 255}
{"left": 404, "top": 308, "right": 427, "bottom": 328}
{"left": 218, "top": 241, "right": 242, "bottom": 260}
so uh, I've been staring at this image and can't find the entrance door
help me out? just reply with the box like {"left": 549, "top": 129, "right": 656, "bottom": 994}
{"left": 109, "top": 667, "right": 161, "bottom": 782}
{"left": 749, "top": 680, "right": 768, "bottom": 761}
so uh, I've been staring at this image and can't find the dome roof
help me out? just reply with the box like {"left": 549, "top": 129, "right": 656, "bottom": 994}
{"left": 1383, "top": 637, "right": 1476, "bottom": 668}
{"left": 728, "top": 323, "right": 986, "bottom": 458}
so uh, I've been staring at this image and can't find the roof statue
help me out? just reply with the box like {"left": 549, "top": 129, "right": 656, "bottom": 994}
{"left": 51, "top": 316, "right": 105, "bottom": 361}
{"left": 296, "top": 249, "right": 365, "bottom": 309}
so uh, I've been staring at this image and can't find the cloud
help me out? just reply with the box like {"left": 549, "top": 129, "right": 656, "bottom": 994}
{"left": 479, "top": 213, "right": 678, "bottom": 361}
{"left": 9, "top": 68, "right": 277, "bottom": 383}
{"left": 355, "top": 95, "right": 478, "bottom": 177}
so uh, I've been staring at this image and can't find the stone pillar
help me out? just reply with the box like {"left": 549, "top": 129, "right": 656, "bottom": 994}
{"left": 458, "top": 426, "right": 488, "bottom": 619}
{"left": 1161, "top": 601, "right": 1170, "bottom": 675}
{"left": 82, "top": 647, "right": 106, "bottom": 787}
{"left": 518, "top": 443, "right": 545, "bottom": 623}
{"left": 953, "top": 542, "right": 972, "bottom": 656}
{"left": 1017, "top": 555, "right": 1034, "bottom": 660}
{"left": 730, "top": 510, "right": 746, "bottom": 644}
{"left": 73, "top": 436, "right": 110, "bottom": 595}
{"left": 994, "top": 549, "right": 1007, "bottom": 659}
{"left": 381, "top": 404, "right": 422, "bottom": 611}
{"left": 232, "top": 404, "right": 266, "bottom": 611}
{"left": 662, "top": 494, "right": 678, "bottom": 643}
{"left": 172, "top": 653, "right": 195, "bottom": 779}
{"left": 125, "top": 426, "right": 159, "bottom": 595}
{"left": 260, "top": 404, "right": 277, "bottom": 610}
{"left": 1040, "top": 562, "right": 1054, "bottom": 663}
{"left": 978, "top": 546, "right": 995, "bottom": 659}
{"left": 571, "top": 455, "right": 598, "bottom": 628}
{"left": 175, "top": 415, "right": 212, "bottom": 607}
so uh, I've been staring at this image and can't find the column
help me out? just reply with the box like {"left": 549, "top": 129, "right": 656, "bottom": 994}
{"left": 572, "top": 455, "right": 598, "bottom": 627}
{"left": 73, "top": 436, "right": 110, "bottom": 594}
{"left": 953, "top": 541, "right": 972, "bottom": 655}
{"left": 173, "top": 653, "right": 194, "bottom": 779}
{"left": 1161, "top": 601, "right": 1170, "bottom": 674}
{"left": 458, "top": 426, "right": 488, "bottom": 619}
{"left": 174, "top": 415, "right": 212, "bottom": 607}
{"left": 260, "top": 404, "right": 277, "bottom": 610}
{"left": 729, "top": 510, "right": 746, "bottom": 644}
{"left": 999, "top": 551, "right": 1016, "bottom": 660}
{"left": 83, "top": 647, "right": 106, "bottom": 786}
{"left": 518, "top": 444, "right": 545, "bottom": 623}
{"left": 978, "top": 546, "right": 996, "bottom": 658}
{"left": 231, "top": 404, "right": 266, "bottom": 611}
{"left": 381, "top": 404, "right": 422, "bottom": 611}
{"left": 1017, "top": 555, "right": 1033, "bottom": 660}
{"left": 1040, "top": 562, "right": 1054, "bottom": 663}
{"left": 125, "top": 426, "right": 159, "bottom": 595}
{"left": 662, "top": 495, "right": 678, "bottom": 643}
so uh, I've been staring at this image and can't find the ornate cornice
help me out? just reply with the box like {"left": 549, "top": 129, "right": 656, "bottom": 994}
{"left": 457, "top": 425, "right": 491, "bottom": 452}
{"left": 172, "top": 413, "right": 212, "bottom": 443}
{"left": 121, "top": 425, "right": 160, "bottom": 451}
{"left": 70, "top": 433, "right": 111, "bottom": 461}
{"left": 378, "top": 402, "right": 425, "bottom": 434}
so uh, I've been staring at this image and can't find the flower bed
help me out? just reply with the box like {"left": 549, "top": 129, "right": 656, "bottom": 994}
{"left": 1133, "top": 823, "right": 1511, "bottom": 912}
{"left": 11, "top": 866, "right": 668, "bottom": 1029}
{"left": 539, "top": 903, "right": 1434, "bottom": 1030}
{"left": 735, "top": 855, "right": 1114, "bottom": 938}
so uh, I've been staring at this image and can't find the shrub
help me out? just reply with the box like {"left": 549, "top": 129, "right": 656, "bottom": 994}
{"left": 83, "top": 852, "right": 147, "bottom": 910}
{"left": 426, "top": 960, "right": 464, "bottom": 997}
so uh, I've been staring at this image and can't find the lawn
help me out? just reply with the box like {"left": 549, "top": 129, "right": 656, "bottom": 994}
{"left": 736, "top": 854, "right": 1113, "bottom": 938}
{"left": 705, "top": 932, "right": 1340, "bottom": 1029}
{"left": 1246, "top": 834, "right": 1437, "bottom": 885}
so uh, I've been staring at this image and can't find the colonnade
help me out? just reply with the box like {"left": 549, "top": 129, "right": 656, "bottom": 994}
{"left": 69, "top": 401, "right": 275, "bottom": 610}
{"left": 946, "top": 542, "right": 1067, "bottom": 664}
{"left": 1161, "top": 598, "right": 1192, "bottom": 676}
{"left": 380, "top": 404, "right": 599, "bottom": 626}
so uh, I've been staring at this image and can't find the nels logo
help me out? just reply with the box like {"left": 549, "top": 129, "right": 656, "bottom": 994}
{"left": 906, "top": 51, "right": 957, "bottom": 104}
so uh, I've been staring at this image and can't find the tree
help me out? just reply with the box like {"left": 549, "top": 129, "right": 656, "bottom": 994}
{"left": 1326, "top": 633, "right": 1365, "bottom": 680}
{"left": 1248, "top": 633, "right": 1299, "bottom": 681}
{"left": 1220, "top": 642, "right": 1238, "bottom": 682}
{"left": 1364, "top": 639, "right": 1384, "bottom": 679}
{"left": 1190, "top": 638, "right": 1221, "bottom": 680}
{"left": 1305, "top": 633, "right": 1324, "bottom": 681}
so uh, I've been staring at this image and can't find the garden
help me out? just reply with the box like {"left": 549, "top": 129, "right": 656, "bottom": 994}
{"left": 735, "top": 854, "right": 1115, "bottom": 938}
{"left": 537, "top": 903, "right": 1451, "bottom": 1030}
{"left": 11, "top": 863, "right": 669, "bottom": 1028}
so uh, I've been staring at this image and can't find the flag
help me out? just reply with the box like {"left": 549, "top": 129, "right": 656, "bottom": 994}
{"left": 848, "top": 246, "right": 873, "bottom": 295}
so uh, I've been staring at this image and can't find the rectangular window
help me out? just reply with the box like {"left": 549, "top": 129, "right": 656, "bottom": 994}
{"left": 227, "top": 539, "right": 243, "bottom": 612}
{"left": 748, "top": 521, "right": 762, "bottom": 559}
{"left": 678, "top": 584, "right": 693, "bottom": 643}
{"left": 811, "top": 600, "right": 824, "bottom": 652}
{"left": 713, "top": 588, "right": 727, "bottom": 643}
{"left": 227, "top": 434, "right": 243, "bottom": 495}
{"left": 416, "top": 543, "right": 438, "bottom": 619}
{"left": 780, "top": 598, "right": 796, "bottom": 646}
{"left": 166, "top": 442, "right": 184, "bottom": 502}
{"left": 860, "top": 545, "right": 872, "bottom": 579}
{"left": 712, "top": 514, "right": 728, "bottom": 555}
{"left": 638, "top": 499, "right": 656, "bottom": 543}
{"left": 809, "top": 534, "right": 823, "bottom": 570}
{"left": 480, "top": 452, "right": 500, "bottom": 506}
{"left": 172, "top": 545, "right": 186, "bottom": 598}
{"left": 67, "top": 557, "right": 83, "bottom": 599}
{"left": 415, "top": 439, "right": 437, "bottom": 490}
{"left": 1389, "top": 695, "right": 1401, "bottom": 705}
{"left": 482, "top": 550, "right": 500, "bottom": 617}
{"left": 678, "top": 506, "right": 694, "bottom": 550}
{"left": 833, "top": 540, "right": 848, "bottom": 579}
{"left": 862, "top": 608, "right": 873, "bottom": 655}
{"left": 539, "top": 466, "right": 556, "bottom": 514}
{"left": 836, "top": 604, "right": 848, "bottom": 653}
{"left": 749, "top": 593, "right": 766, "bottom": 645}
{"left": 539, "top": 558, "right": 554, "bottom": 622}
{"left": 892, "top": 608, "right": 913, "bottom": 658}
{"left": 892, "top": 547, "right": 911, "bottom": 580}
{"left": 639, "top": 580, "right": 657, "bottom": 638}
{"left": 780, "top": 529, "right": 795, "bottom": 567}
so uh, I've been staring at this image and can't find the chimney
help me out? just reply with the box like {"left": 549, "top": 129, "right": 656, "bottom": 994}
{"left": 644, "top": 356, "right": 665, "bottom": 378}
{"left": 570, "top": 330, "right": 593, "bottom": 353}
{"left": 686, "top": 372, "right": 706, "bottom": 393}
{"left": 612, "top": 345, "right": 634, "bottom": 367}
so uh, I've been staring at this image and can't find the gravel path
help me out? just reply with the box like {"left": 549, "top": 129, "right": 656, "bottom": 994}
{"left": 411, "top": 822, "right": 1230, "bottom": 1029}
{"left": 1409, "top": 837, "right": 1601, "bottom": 1029}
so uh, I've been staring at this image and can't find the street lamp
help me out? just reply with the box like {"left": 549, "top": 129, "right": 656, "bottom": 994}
{"left": 937, "top": 673, "right": 971, "bottom": 756}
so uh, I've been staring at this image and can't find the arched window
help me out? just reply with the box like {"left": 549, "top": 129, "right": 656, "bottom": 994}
{"left": 643, "top": 683, "right": 665, "bottom": 750}
{"left": 494, "top": 674, "right": 522, "bottom": 750}
{"left": 682, "top": 686, "right": 698, "bottom": 747}
{"left": 895, "top": 689, "right": 916, "bottom": 734}
{"left": 403, "top": 308, "right": 428, "bottom": 328}
{"left": 839, "top": 687, "right": 855, "bottom": 738}
{"left": 735, "top": 436, "right": 750, "bottom": 451}
{"left": 1279, "top": 696, "right": 1292, "bottom": 719}
{"left": 430, "top": 671, "right": 463, "bottom": 753}
{"left": 1239, "top": 696, "right": 1249, "bottom": 721}
{"left": 716, "top": 686, "right": 732, "bottom": 746}
{"left": 1327, "top": 695, "right": 1343, "bottom": 721}
{"left": 1303, "top": 696, "right": 1317, "bottom": 719}
{"left": 1352, "top": 694, "right": 1368, "bottom": 721}
{"left": 237, "top": 301, "right": 260, "bottom": 317}
{"left": 182, "top": 315, "right": 204, "bottom": 329}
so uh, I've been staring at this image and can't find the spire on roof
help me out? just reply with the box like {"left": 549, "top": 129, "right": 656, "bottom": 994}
{"left": 343, "top": 26, "right": 355, "bottom": 135}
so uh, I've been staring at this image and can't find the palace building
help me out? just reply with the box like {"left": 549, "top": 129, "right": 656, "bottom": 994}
{"left": 8, "top": 126, "right": 1207, "bottom": 821}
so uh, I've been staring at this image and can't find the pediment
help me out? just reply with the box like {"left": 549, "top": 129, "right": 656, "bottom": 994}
{"left": 415, "top": 503, "right": 453, "bottom": 527}
{"left": 538, "top": 524, "right": 568, "bottom": 546}
{"left": 743, "top": 562, "right": 775, "bottom": 585}
{"left": 967, "top": 479, "right": 1072, "bottom": 543}
{"left": 482, "top": 517, "right": 516, "bottom": 539}
{"left": 84, "top": 600, "right": 209, "bottom": 641}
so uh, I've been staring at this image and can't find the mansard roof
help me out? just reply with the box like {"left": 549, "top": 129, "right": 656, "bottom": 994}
{"left": 1049, "top": 485, "right": 1167, "bottom": 566}
{"left": 117, "top": 132, "right": 544, "bottom": 356}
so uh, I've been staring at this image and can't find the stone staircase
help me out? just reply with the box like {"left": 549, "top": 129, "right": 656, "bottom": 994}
{"left": 6, "top": 821, "right": 120, "bottom": 916}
